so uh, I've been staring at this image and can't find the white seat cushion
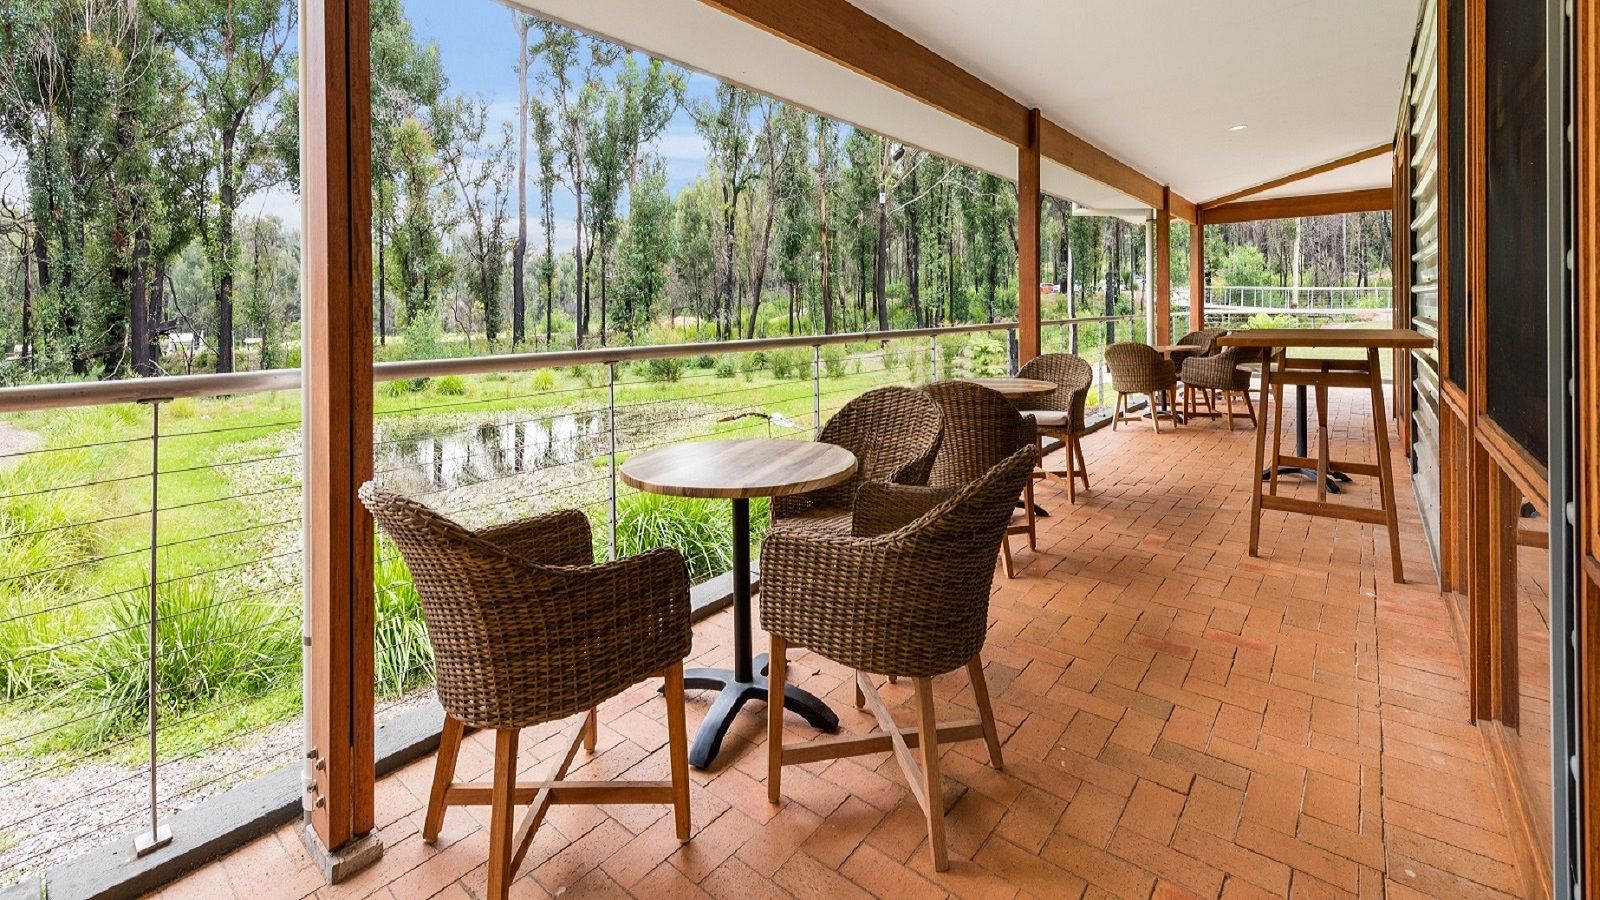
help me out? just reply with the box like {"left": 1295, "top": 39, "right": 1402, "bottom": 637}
{"left": 1019, "top": 410, "right": 1070, "bottom": 427}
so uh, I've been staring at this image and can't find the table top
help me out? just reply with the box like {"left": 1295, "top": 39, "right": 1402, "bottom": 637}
{"left": 963, "top": 377, "right": 1057, "bottom": 397}
{"left": 620, "top": 438, "right": 857, "bottom": 500}
{"left": 1152, "top": 344, "right": 1191, "bottom": 355}
{"left": 1215, "top": 327, "right": 1433, "bottom": 350}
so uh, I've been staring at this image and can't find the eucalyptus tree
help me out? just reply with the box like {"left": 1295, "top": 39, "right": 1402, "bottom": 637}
{"left": 586, "top": 54, "right": 683, "bottom": 344}
{"left": 531, "top": 98, "right": 559, "bottom": 345}
{"left": 148, "top": 0, "right": 294, "bottom": 373}
{"left": 615, "top": 157, "right": 673, "bottom": 339}
{"left": 692, "top": 83, "right": 761, "bottom": 339}
{"left": 671, "top": 178, "right": 719, "bottom": 328}
{"left": 387, "top": 117, "right": 451, "bottom": 331}
{"left": 436, "top": 95, "right": 515, "bottom": 343}
{"left": 813, "top": 116, "right": 841, "bottom": 333}
{"left": 512, "top": 12, "right": 531, "bottom": 345}
{"left": 773, "top": 109, "right": 817, "bottom": 335}
{"left": 532, "top": 19, "right": 620, "bottom": 348}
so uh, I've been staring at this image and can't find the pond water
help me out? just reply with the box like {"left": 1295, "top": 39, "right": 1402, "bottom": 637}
{"left": 378, "top": 412, "right": 608, "bottom": 492}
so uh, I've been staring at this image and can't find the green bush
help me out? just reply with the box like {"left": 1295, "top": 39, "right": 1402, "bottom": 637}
{"left": 739, "top": 351, "right": 768, "bottom": 373}
{"left": 880, "top": 343, "right": 902, "bottom": 371}
{"left": 373, "top": 546, "right": 432, "bottom": 696}
{"left": 283, "top": 347, "right": 301, "bottom": 368}
{"left": 382, "top": 377, "right": 429, "bottom": 397}
{"left": 714, "top": 358, "right": 737, "bottom": 379}
{"left": 767, "top": 348, "right": 808, "bottom": 380}
{"left": 969, "top": 332, "right": 1008, "bottom": 377}
{"left": 695, "top": 354, "right": 716, "bottom": 369}
{"left": 645, "top": 356, "right": 686, "bottom": 383}
{"left": 433, "top": 375, "right": 467, "bottom": 396}
{"left": 821, "top": 345, "right": 847, "bottom": 379}
{"left": 614, "top": 492, "right": 732, "bottom": 582}
{"left": 938, "top": 334, "right": 967, "bottom": 374}
{"left": 532, "top": 370, "right": 556, "bottom": 391}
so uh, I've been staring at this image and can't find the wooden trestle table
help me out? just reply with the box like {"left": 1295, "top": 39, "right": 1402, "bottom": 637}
{"left": 1214, "top": 328, "right": 1433, "bottom": 584}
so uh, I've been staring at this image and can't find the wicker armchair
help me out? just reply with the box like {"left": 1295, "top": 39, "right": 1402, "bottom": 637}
{"left": 1181, "top": 345, "right": 1261, "bottom": 431}
{"left": 924, "top": 380, "right": 1038, "bottom": 577}
{"left": 359, "top": 484, "right": 694, "bottom": 899}
{"left": 1167, "top": 329, "right": 1216, "bottom": 368}
{"left": 1016, "top": 353, "right": 1094, "bottom": 503}
{"left": 759, "top": 445, "right": 1038, "bottom": 872}
{"left": 1105, "top": 341, "right": 1180, "bottom": 432}
{"left": 771, "top": 385, "right": 943, "bottom": 533}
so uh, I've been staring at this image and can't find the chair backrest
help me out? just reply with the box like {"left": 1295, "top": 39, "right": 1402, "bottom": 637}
{"left": 360, "top": 483, "right": 601, "bottom": 728}
{"left": 810, "top": 386, "right": 944, "bottom": 507}
{"left": 1176, "top": 330, "right": 1214, "bottom": 353}
{"left": 922, "top": 380, "right": 1035, "bottom": 489}
{"left": 1017, "top": 353, "right": 1093, "bottom": 429}
{"left": 1104, "top": 342, "right": 1171, "bottom": 393}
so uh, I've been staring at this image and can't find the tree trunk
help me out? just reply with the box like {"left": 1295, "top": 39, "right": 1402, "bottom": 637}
{"left": 721, "top": 185, "right": 738, "bottom": 341}
{"left": 747, "top": 192, "right": 777, "bottom": 340}
{"left": 19, "top": 244, "right": 32, "bottom": 366}
{"left": 905, "top": 167, "right": 921, "bottom": 327}
{"left": 216, "top": 128, "right": 237, "bottom": 373}
{"left": 512, "top": 17, "right": 529, "bottom": 346}
{"left": 874, "top": 195, "right": 889, "bottom": 331}
{"left": 130, "top": 228, "right": 155, "bottom": 376}
{"left": 1104, "top": 221, "right": 1121, "bottom": 347}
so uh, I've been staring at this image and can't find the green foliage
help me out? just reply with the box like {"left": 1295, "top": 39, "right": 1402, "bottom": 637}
{"left": 1217, "top": 244, "right": 1273, "bottom": 287}
{"left": 383, "top": 377, "right": 430, "bottom": 397}
{"left": 695, "top": 354, "right": 716, "bottom": 369}
{"left": 821, "top": 345, "right": 847, "bottom": 379}
{"left": 1246, "top": 312, "right": 1299, "bottom": 329}
{"left": 880, "top": 343, "right": 902, "bottom": 371}
{"left": 433, "top": 375, "right": 467, "bottom": 396}
{"left": 531, "top": 370, "right": 556, "bottom": 391}
{"left": 714, "top": 358, "right": 737, "bottom": 379}
{"left": 938, "top": 335, "right": 968, "bottom": 373}
{"left": 613, "top": 492, "right": 731, "bottom": 583}
{"left": 968, "top": 332, "right": 1008, "bottom": 377}
{"left": 373, "top": 546, "right": 432, "bottom": 696}
{"left": 767, "top": 348, "right": 808, "bottom": 380}
{"left": 645, "top": 356, "right": 686, "bottom": 383}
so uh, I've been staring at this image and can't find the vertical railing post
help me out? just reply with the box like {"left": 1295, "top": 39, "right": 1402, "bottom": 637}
{"left": 812, "top": 344, "right": 822, "bottom": 438}
{"left": 1007, "top": 327, "right": 1019, "bottom": 376}
{"left": 607, "top": 362, "right": 618, "bottom": 561}
{"left": 929, "top": 334, "right": 939, "bottom": 382}
{"left": 136, "top": 398, "right": 171, "bottom": 856}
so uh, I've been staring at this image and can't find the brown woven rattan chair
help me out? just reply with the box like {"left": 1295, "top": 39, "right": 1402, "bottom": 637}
{"left": 359, "top": 484, "right": 693, "bottom": 900}
{"left": 1105, "top": 341, "right": 1179, "bottom": 432}
{"left": 760, "top": 445, "right": 1038, "bottom": 872}
{"left": 771, "top": 385, "right": 943, "bottom": 533}
{"left": 1181, "top": 345, "right": 1260, "bottom": 431}
{"left": 1016, "top": 353, "right": 1093, "bottom": 503}
{"left": 1167, "top": 329, "right": 1216, "bottom": 368}
{"left": 924, "top": 380, "right": 1038, "bottom": 577}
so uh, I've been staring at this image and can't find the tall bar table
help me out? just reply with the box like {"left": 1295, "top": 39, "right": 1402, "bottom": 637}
{"left": 1215, "top": 328, "right": 1433, "bottom": 584}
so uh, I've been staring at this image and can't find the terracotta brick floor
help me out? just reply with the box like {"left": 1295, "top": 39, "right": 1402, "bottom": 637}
{"left": 156, "top": 388, "right": 1527, "bottom": 899}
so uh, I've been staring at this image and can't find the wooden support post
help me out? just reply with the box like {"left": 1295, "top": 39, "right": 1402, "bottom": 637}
{"left": 1154, "top": 189, "right": 1172, "bottom": 345}
{"left": 302, "top": 0, "right": 376, "bottom": 864}
{"left": 1017, "top": 108, "right": 1042, "bottom": 364}
{"left": 1189, "top": 221, "right": 1205, "bottom": 332}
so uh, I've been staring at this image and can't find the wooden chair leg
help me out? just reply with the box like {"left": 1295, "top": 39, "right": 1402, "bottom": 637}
{"left": 583, "top": 705, "right": 598, "bottom": 752}
{"left": 1000, "top": 533, "right": 1016, "bottom": 578}
{"left": 1074, "top": 436, "right": 1090, "bottom": 490}
{"left": 1315, "top": 384, "right": 1331, "bottom": 503}
{"left": 1168, "top": 389, "right": 1181, "bottom": 429}
{"left": 1065, "top": 435, "right": 1078, "bottom": 504}
{"left": 1269, "top": 379, "right": 1286, "bottom": 495}
{"left": 913, "top": 678, "right": 949, "bottom": 872}
{"left": 487, "top": 728, "right": 520, "bottom": 900}
{"left": 423, "top": 714, "right": 464, "bottom": 844}
{"left": 1366, "top": 348, "right": 1406, "bottom": 583}
{"left": 1023, "top": 479, "right": 1037, "bottom": 550}
{"left": 1150, "top": 394, "right": 1161, "bottom": 433}
{"left": 663, "top": 664, "right": 691, "bottom": 842}
{"left": 1243, "top": 388, "right": 1257, "bottom": 425}
{"left": 966, "top": 656, "right": 1004, "bottom": 770}
{"left": 1224, "top": 388, "right": 1235, "bottom": 431}
{"left": 767, "top": 634, "right": 788, "bottom": 803}
{"left": 1112, "top": 393, "right": 1122, "bottom": 430}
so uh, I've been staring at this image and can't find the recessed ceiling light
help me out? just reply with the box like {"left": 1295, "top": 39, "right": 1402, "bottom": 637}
{"left": 1229, "top": 123, "right": 1249, "bottom": 132}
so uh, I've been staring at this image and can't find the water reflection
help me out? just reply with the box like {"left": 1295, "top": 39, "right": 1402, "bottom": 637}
{"left": 380, "top": 412, "right": 606, "bottom": 490}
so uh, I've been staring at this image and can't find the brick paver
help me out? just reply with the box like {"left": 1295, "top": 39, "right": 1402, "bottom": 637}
{"left": 155, "top": 389, "right": 1525, "bottom": 899}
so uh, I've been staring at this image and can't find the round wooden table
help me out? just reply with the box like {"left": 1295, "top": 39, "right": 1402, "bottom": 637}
{"left": 961, "top": 376, "right": 1056, "bottom": 398}
{"left": 620, "top": 438, "right": 857, "bottom": 769}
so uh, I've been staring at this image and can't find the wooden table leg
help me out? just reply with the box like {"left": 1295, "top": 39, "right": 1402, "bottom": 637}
{"left": 1365, "top": 348, "right": 1405, "bottom": 583}
{"left": 1249, "top": 351, "right": 1275, "bottom": 557}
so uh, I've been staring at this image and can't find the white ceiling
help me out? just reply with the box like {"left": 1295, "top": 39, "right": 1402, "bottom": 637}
{"left": 1248, "top": 153, "right": 1394, "bottom": 201}
{"left": 512, "top": 0, "right": 1410, "bottom": 212}
{"left": 845, "top": 0, "right": 1414, "bottom": 204}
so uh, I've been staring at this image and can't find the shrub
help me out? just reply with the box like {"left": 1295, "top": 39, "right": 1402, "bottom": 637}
{"left": 614, "top": 492, "right": 732, "bottom": 583}
{"left": 695, "top": 354, "right": 716, "bottom": 369}
{"left": 645, "top": 356, "right": 686, "bottom": 383}
{"left": 714, "top": 358, "right": 737, "bottom": 379}
{"left": 283, "top": 347, "right": 302, "bottom": 368}
{"left": 767, "top": 348, "right": 808, "bottom": 380}
{"left": 821, "top": 345, "right": 848, "bottom": 379}
{"left": 740, "top": 351, "right": 767, "bottom": 373}
{"left": 373, "top": 546, "right": 433, "bottom": 696}
{"left": 881, "top": 343, "right": 902, "bottom": 371}
{"left": 433, "top": 375, "right": 467, "bottom": 396}
{"left": 531, "top": 370, "right": 556, "bottom": 391}
{"left": 968, "top": 332, "right": 1008, "bottom": 376}
{"left": 382, "top": 377, "right": 429, "bottom": 397}
{"left": 938, "top": 334, "right": 967, "bottom": 373}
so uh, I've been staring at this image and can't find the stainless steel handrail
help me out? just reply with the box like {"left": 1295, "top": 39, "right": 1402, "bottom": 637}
{"left": 0, "top": 317, "right": 1135, "bottom": 414}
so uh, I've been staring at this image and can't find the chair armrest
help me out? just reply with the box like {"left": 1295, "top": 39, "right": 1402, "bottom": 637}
{"left": 851, "top": 482, "right": 958, "bottom": 537}
{"left": 541, "top": 547, "right": 694, "bottom": 694}
{"left": 477, "top": 508, "right": 594, "bottom": 567}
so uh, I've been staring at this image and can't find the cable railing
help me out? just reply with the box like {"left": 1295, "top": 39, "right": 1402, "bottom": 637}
{"left": 0, "top": 315, "right": 1138, "bottom": 885}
